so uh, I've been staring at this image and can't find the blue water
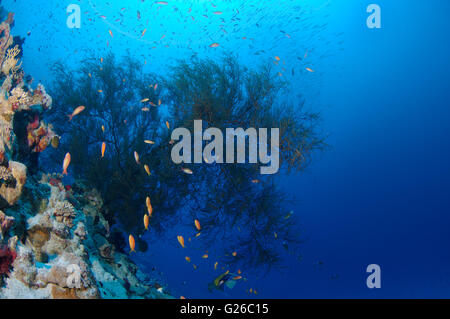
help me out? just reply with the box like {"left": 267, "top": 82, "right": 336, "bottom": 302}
{"left": 4, "top": 0, "right": 450, "bottom": 298}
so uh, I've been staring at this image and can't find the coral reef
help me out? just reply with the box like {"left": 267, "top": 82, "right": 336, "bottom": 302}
{"left": 0, "top": 176, "right": 172, "bottom": 299}
{"left": 0, "top": 13, "right": 172, "bottom": 299}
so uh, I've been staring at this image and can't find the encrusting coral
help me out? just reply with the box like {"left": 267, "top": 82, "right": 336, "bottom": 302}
{"left": 0, "top": 245, "right": 16, "bottom": 278}
{"left": 0, "top": 13, "right": 172, "bottom": 299}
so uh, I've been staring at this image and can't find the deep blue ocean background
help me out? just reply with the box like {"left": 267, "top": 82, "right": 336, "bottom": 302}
{"left": 4, "top": 0, "right": 450, "bottom": 298}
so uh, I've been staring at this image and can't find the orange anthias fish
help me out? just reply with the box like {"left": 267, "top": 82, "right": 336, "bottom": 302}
{"left": 109, "top": 30, "right": 113, "bottom": 38}
{"left": 146, "top": 196, "right": 151, "bottom": 208}
{"left": 144, "top": 140, "right": 155, "bottom": 144}
{"left": 195, "top": 219, "right": 201, "bottom": 231}
{"left": 134, "top": 151, "right": 140, "bottom": 164}
{"left": 140, "top": 28, "right": 147, "bottom": 38}
{"left": 62, "top": 153, "right": 71, "bottom": 175}
{"left": 144, "top": 164, "right": 151, "bottom": 175}
{"left": 209, "top": 43, "right": 219, "bottom": 48}
{"left": 147, "top": 202, "right": 153, "bottom": 217}
{"left": 165, "top": 121, "right": 170, "bottom": 129}
{"left": 68, "top": 106, "right": 85, "bottom": 121}
{"left": 129, "top": 235, "right": 136, "bottom": 253}
{"left": 143, "top": 214, "right": 149, "bottom": 231}
{"left": 306, "top": 67, "right": 314, "bottom": 73}
{"left": 182, "top": 168, "right": 193, "bottom": 175}
{"left": 177, "top": 235, "right": 185, "bottom": 248}
{"left": 232, "top": 251, "right": 237, "bottom": 257}
{"left": 185, "top": 256, "right": 191, "bottom": 262}
{"left": 101, "top": 142, "right": 106, "bottom": 158}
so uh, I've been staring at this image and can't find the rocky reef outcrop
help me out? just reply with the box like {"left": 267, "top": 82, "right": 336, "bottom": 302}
{"left": 0, "top": 13, "right": 172, "bottom": 299}
{"left": 1, "top": 175, "right": 171, "bottom": 299}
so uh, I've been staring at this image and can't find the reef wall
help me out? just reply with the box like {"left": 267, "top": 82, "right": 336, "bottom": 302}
{"left": 0, "top": 13, "right": 171, "bottom": 299}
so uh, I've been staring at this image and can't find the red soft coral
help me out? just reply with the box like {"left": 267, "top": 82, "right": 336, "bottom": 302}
{"left": 0, "top": 245, "right": 16, "bottom": 275}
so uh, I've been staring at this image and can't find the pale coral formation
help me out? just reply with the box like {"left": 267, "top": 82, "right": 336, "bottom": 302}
{"left": 1, "top": 45, "right": 21, "bottom": 76}
{"left": 1, "top": 176, "right": 171, "bottom": 299}
{"left": 0, "top": 161, "right": 27, "bottom": 206}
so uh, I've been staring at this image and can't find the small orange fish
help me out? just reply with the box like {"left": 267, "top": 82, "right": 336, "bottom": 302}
{"left": 62, "top": 153, "right": 71, "bottom": 175}
{"left": 146, "top": 196, "right": 151, "bottom": 208}
{"left": 156, "top": 1, "right": 168, "bottom": 5}
{"left": 144, "top": 164, "right": 151, "bottom": 175}
{"left": 275, "top": 56, "right": 280, "bottom": 61}
{"left": 182, "top": 168, "right": 193, "bottom": 175}
{"left": 142, "top": 107, "right": 150, "bottom": 112}
{"left": 109, "top": 30, "right": 113, "bottom": 38}
{"left": 214, "top": 262, "right": 218, "bottom": 270}
{"left": 209, "top": 43, "right": 220, "bottom": 48}
{"left": 101, "top": 142, "right": 106, "bottom": 158}
{"left": 165, "top": 121, "right": 170, "bottom": 129}
{"left": 140, "top": 29, "right": 147, "bottom": 38}
{"left": 134, "top": 151, "right": 140, "bottom": 164}
{"left": 140, "top": 98, "right": 150, "bottom": 103}
{"left": 129, "top": 234, "right": 136, "bottom": 253}
{"left": 202, "top": 254, "right": 208, "bottom": 259}
{"left": 232, "top": 251, "right": 237, "bottom": 257}
{"left": 68, "top": 106, "right": 85, "bottom": 121}
{"left": 213, "top": 11, "right": 222, "bottom": 15}
{"left": 147, "top": 203, "right": 153, "bottom": 217}
{"left": 306, "top": 67, "right": 314, "bottom": 73}
{"left": 195, "top": 232, "right": 201, "bottom": 238}
{"left": 177, "top": 235, "right": 185, "bottom": 248}
{"left": 195, "top": 219, "right": 201, "bottom": 231}
{"left": 101, "top": 125, "right": 105, "bottom": 132}
{"left": 143, "top": 214, "right": 149, "bottom": 231}
{"left": 185, "top": 256, "right": 191, "bottom": 262}
{"left": 237, "top": 269, "right": 242, "bottom": 274}
{"left": 180, "top": 296, "right": 186, "bottom": 299}
{"left": 233, "top": 276, "right": 242, "bottom": 280}
{"left": 144, "top": 140, "right": 155, "bottom": 144}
